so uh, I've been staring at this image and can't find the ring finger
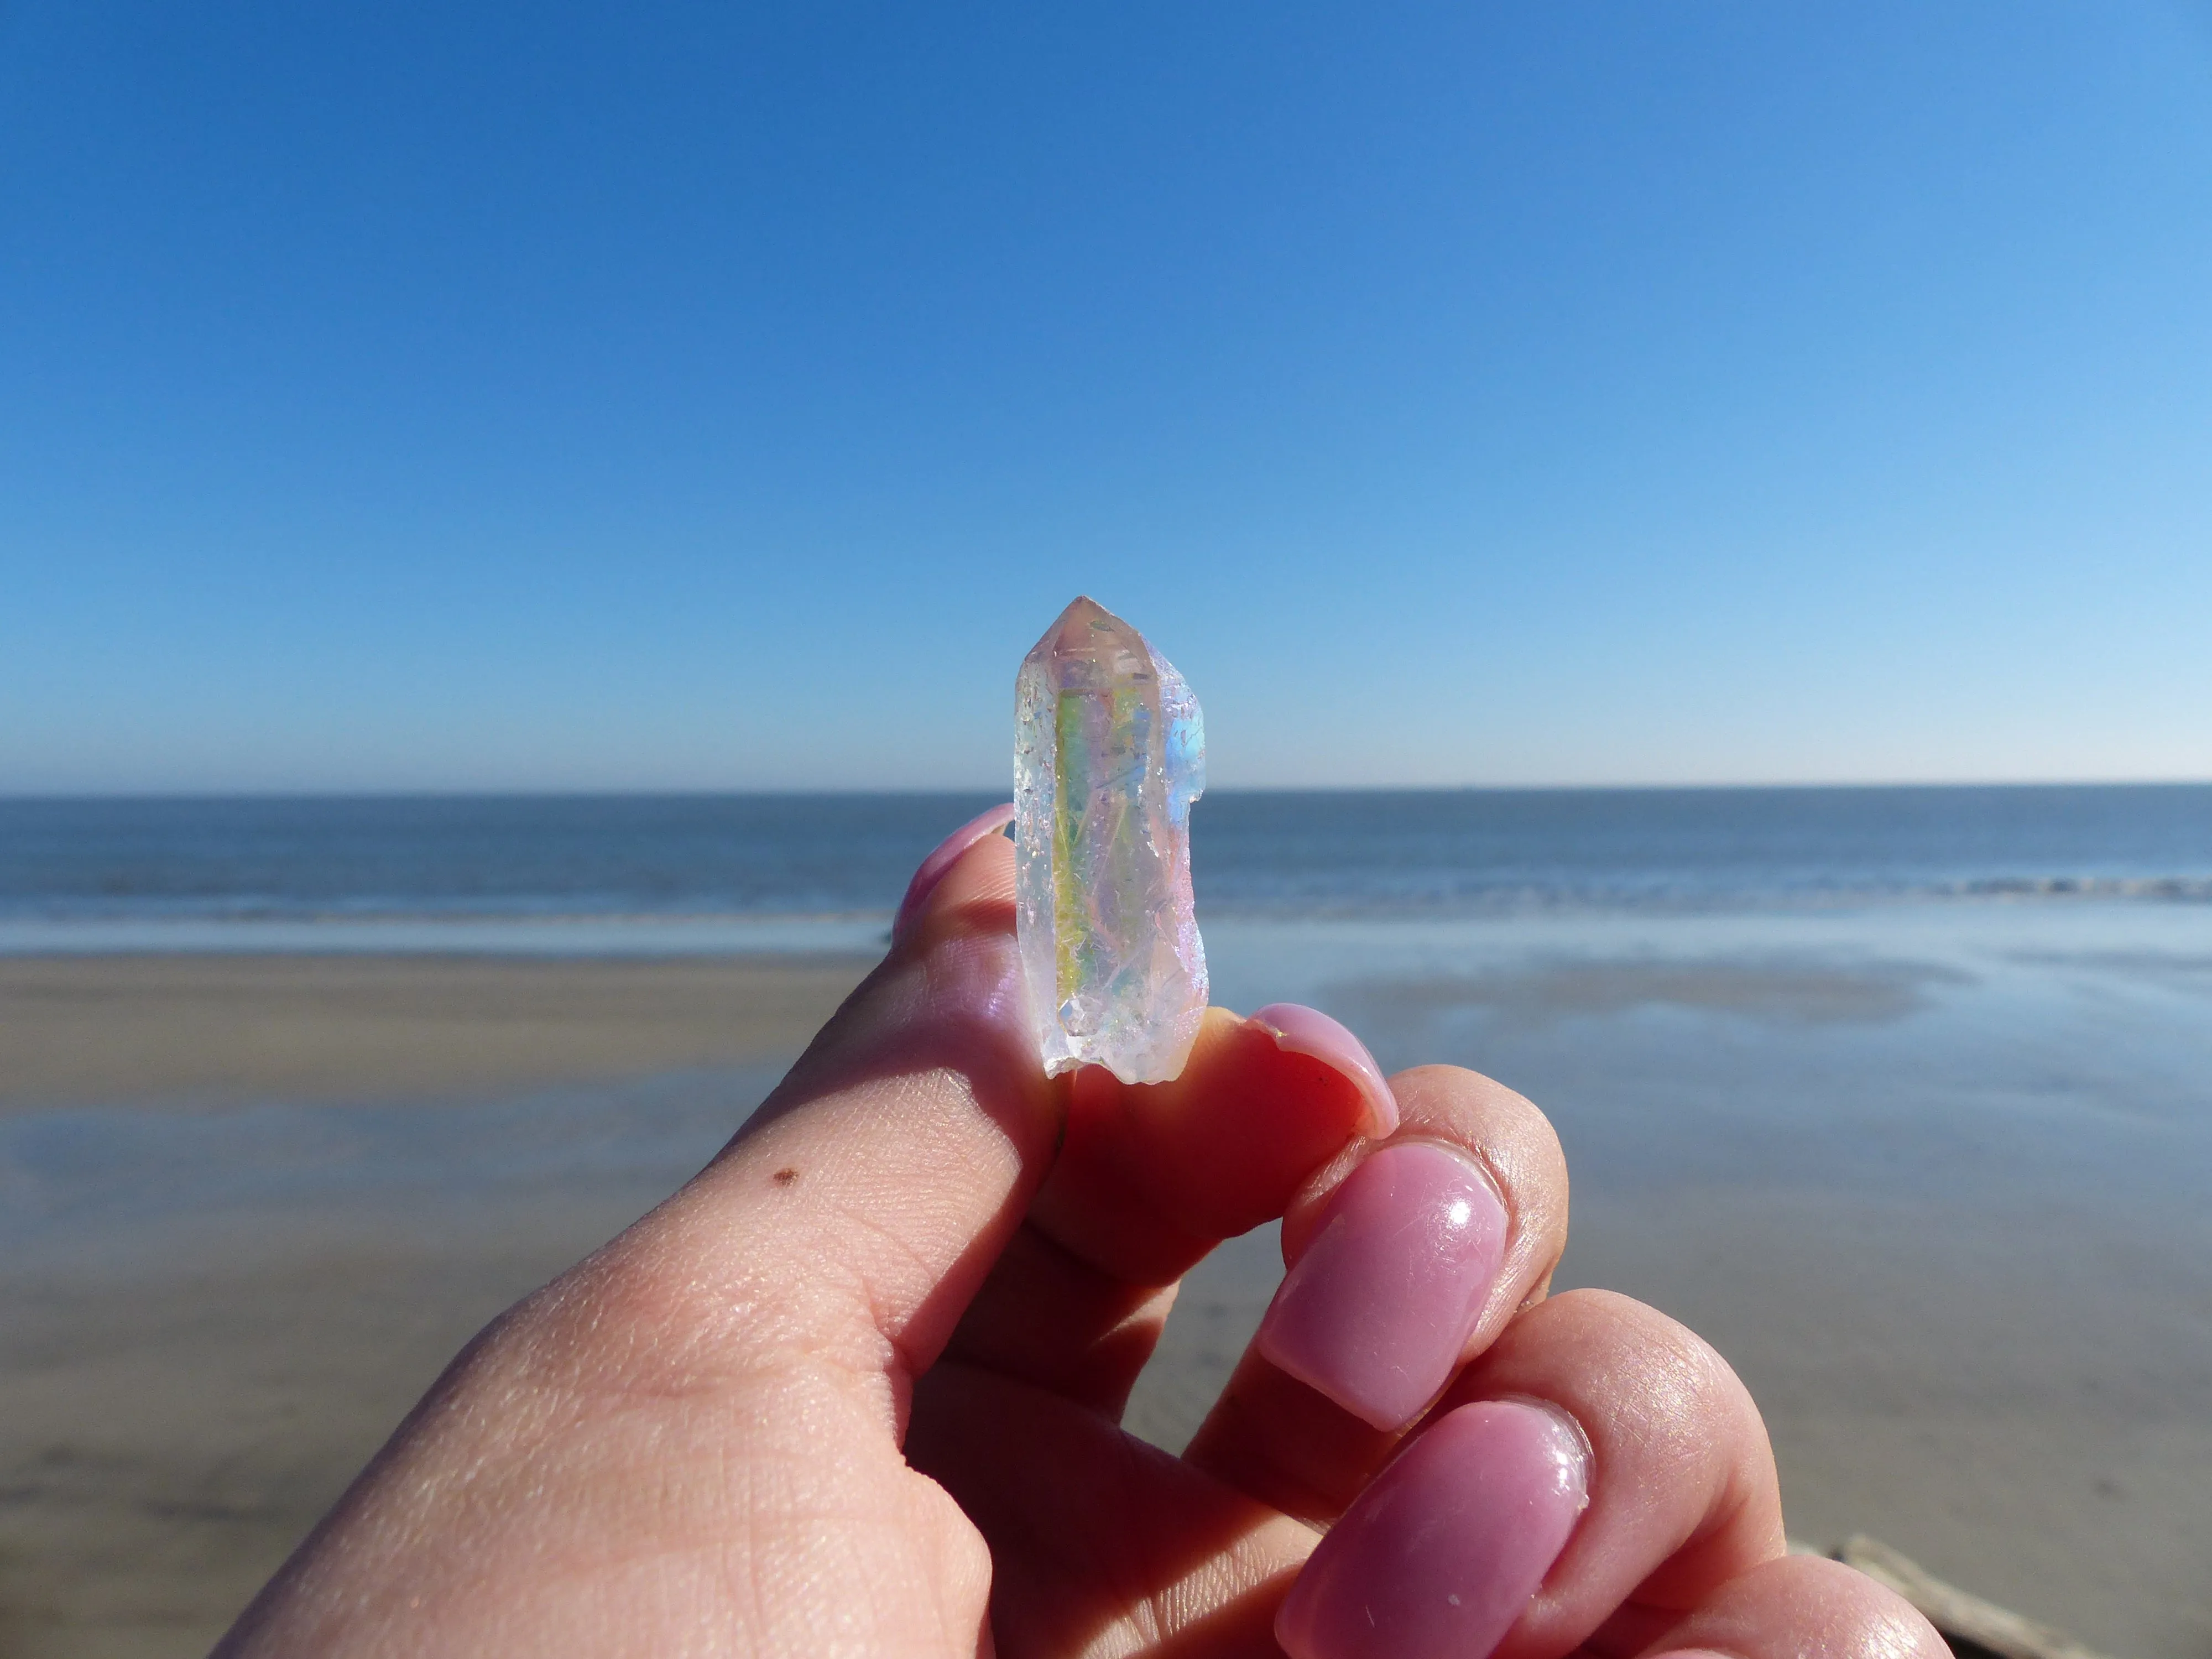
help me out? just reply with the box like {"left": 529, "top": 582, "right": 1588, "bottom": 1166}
{"left": 1276, "top": 1289, "right": 1787, "bottom": 1659}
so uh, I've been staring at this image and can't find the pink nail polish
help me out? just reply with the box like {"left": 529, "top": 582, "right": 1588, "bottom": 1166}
{"left": 1256, "top": 1140, "right": 1507, "bottom": 1430}
{"left": 891, "top": 804, "right": 1015, "bottom": 943}
{"left": 1250, "top": 1004, "right": 1399, "bottom": 1137}
{"left": 1276, "top": 1400, "right": 1588, "bottom": 1659}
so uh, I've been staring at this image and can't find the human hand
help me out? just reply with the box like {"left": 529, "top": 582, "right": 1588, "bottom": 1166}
{"left": 216, "top": 808, "right": 1942, "bottom": 1659}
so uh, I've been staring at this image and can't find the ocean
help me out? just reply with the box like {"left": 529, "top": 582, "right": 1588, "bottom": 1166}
{"left": 3, "top": 785, "right": 2209, "bottom": 951}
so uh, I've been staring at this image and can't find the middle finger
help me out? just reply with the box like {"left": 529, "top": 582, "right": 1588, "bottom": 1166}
{"left": 1186, "top": 1063, "right": 1571, "bottom": 1520}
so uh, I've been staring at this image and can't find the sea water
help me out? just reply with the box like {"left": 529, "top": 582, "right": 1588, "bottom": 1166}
{"left": 2, "top": 785, "right": 2208, "bottom": 946}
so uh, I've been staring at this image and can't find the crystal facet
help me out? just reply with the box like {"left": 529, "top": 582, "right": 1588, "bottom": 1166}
{"left": 1014, "top": 596, "right": 1208, "bottom": 1084}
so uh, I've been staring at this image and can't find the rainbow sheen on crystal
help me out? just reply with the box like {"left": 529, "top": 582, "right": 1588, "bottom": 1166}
{"left": 1014, "top": 597, "right": 1207, "bottom": 1083}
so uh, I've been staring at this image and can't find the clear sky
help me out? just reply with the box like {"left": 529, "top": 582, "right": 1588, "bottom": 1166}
{"left": 4, "top": 2, "right": 2209, "bottom": 792}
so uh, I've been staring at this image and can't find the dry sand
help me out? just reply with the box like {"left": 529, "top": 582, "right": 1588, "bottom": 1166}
{"left": 2, "top": 952, "right": 2204, "bottom": 1659}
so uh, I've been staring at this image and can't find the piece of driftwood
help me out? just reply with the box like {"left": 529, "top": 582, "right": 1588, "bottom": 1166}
{"left": 1835, "top": 1534, "right": 2119, "bottom": 1659}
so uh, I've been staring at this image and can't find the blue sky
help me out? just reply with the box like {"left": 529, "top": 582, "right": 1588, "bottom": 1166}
{"left": 4, "top": 2, "right": 2209, "bottom": 791}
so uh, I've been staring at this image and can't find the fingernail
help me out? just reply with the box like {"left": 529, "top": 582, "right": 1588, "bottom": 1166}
{"left": 1256, "top": 1140, "right": 1508, "bottom": 1430}
{"left": 1249, "top": 1004, "right": 1398, "bottom": 1138}
{"left": 1275, "top": 1399, "right": 1589, "bottom": 1659}
{"left": 892, "top": 804, "right": 1016, "bottom": 944}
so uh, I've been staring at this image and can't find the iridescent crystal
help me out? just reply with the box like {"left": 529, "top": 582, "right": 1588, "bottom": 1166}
{"left": 1014, "top": 596, "right": 1208, "bottom": 1083}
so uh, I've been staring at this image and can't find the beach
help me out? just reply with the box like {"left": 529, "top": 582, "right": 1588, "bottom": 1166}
{"left": 0, "top": 954, "right": 873, "bottom": 1659}
{"left": 13, "top": 5, "right": 2209, "bottom": 1653}
{"left": 4, "top": 911, "right": 2208, "bottom": 1659}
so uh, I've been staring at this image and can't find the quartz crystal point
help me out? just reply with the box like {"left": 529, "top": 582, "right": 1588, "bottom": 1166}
{"left": 1015, "top": 597, "right": 1208, "bottom": 1084}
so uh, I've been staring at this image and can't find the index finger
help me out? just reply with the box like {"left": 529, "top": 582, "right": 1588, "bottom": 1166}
{"left": 940, "top": 1001, "right": 1400, "bottom": 1417}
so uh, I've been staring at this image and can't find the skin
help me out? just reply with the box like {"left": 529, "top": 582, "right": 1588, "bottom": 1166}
{"left": 216, "top": 832, "right": 1945, "bottom": 1659}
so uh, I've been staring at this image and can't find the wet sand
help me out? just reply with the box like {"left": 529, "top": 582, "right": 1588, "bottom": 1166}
{"left": 3, "top": 934, "right": 2209, "bottom": 1659}
{"left": 0, "top": 954, "right": 874, "bottom": 1109}
{"left": 1, "top": 954, "right": 876, "bottom": 1659}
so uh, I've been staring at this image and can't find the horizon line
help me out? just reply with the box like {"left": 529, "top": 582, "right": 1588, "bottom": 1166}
{"left": 5, "top": 778, "right": 2211, "bottom": 803}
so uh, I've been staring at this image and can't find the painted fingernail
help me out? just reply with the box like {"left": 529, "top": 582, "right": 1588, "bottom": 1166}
{"left": 1275, "top": 1399, "right": 1589, "bottom": 1659}
{"left": 891, "top": 804, "right": 1016, "bottom": 943}
{"left": 1256, "top": 1139, "right": 1508, "bottom": 1430}
{"left": 1249, "top": 1004, "right": 1398, "bottom": 1137}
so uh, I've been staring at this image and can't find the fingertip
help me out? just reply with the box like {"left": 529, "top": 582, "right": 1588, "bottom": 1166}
{"left": 898, "top": 813, "right": 1019, "bottom": 953}
{"left": 1164, "top": 1006, "right": 1391, "bottom": 1203}
{"left": 1248, "top": 1004, "right": 1399, "bottom": 1138}
{"left": 760, "top": 812, "right": 1031, "bottom": 1121}
{"left": 892, "top": 804, "right": 1016, "bottom": 946}
{"left": 1024, "top": 1005, "right": 1384, "bottom": 1284}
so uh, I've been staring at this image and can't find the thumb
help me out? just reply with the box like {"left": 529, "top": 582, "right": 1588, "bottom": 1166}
{"left": 588, "top": 808, "right": 1058, "bottom": 1407}
{"left": 210, "top": 813, "right": 1051, "bottom": 1657}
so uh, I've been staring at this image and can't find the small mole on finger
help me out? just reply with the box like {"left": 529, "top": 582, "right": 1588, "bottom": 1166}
{"left": 773, "top": 1167, "right": 799, "bottom": 1186}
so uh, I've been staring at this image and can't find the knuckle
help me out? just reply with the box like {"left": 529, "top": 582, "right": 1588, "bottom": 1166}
{"left": 1387, "top": 1067, "right": 1568, "bottom": 1217}
{"left": 1506, "top": 1288, "right": 1762, "bottom": 1470}
{"left": 1681, "top": 1555, "right": 1951, "bottom": 1659}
